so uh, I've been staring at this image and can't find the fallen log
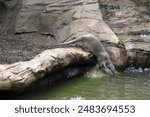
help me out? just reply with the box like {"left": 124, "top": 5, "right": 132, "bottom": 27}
{"left": 0, "top": 48, "right": 93, "bottom": 92}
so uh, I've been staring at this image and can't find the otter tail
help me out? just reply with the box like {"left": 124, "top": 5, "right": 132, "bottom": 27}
{"left": 54, "top": 36, "right": 83, "bottom": 48}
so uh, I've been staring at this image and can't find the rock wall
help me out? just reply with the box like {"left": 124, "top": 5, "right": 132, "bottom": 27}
{"left": 99, "top": 0, "right": 150, "bottom": 67}
{"left": 14, "top": 0, "right": 127, "bottom": 68}
{"left": 0, "top": 0, "right": 21, "bottom": 33}
{"left": 1, "top": 0, "right": 150, "bottom": 68}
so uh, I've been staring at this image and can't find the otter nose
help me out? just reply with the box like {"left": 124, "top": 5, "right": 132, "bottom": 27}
{"left": 102, "top": 67, "right": 113, "bottom": 75}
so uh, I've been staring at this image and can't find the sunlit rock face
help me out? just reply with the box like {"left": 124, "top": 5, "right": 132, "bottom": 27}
{"left": 99, "top": 0, "right": 150, "bottom": 67}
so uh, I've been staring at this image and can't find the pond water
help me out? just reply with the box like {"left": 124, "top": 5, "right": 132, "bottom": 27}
{"left": 17, "top": 72, "right": 150, "bottom": 100}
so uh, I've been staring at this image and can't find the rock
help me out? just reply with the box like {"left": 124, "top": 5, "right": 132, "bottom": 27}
{"left": 15, "top": 0, "right": 126, "bottom": 67}
{"left": 0, "top": 0, "right": 20, "bottom": 32}
{"left": 123, "top": 35, "right": 150, "bottom": 67}
{"left": 99, "top": 0, "right": 150, "bottom": 67}
{"left": 105, "top": 45, "right": 128, "bottom": 69}
{"left": 1, "top": 0, "right": 149, "bottom": 68}
{"left": 85, "top": 67, "right": 106, "bottom": 79}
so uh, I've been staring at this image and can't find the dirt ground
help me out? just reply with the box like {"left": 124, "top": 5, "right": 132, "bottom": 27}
{"left": 0, "top": 31, "right": 57, "bottom": 64}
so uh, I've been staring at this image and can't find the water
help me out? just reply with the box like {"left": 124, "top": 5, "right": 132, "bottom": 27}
{"left": 17, "top": 73, "right": 150, "bottom": 100}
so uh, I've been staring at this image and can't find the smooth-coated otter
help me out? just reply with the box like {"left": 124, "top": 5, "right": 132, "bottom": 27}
{"left": 56, "top": 34, "right": 116, "bottom": 75}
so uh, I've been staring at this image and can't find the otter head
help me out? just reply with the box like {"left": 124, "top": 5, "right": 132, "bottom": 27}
{"left": 97, "top": 53, "right": 116, "bottom": 75}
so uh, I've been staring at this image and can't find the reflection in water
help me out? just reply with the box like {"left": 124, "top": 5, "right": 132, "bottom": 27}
{"left": 17, "top": 73, "right": 150, "bottom": 100}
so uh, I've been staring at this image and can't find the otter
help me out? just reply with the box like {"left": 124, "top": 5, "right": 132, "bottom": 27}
{"left": 56, "top": 34, "right": 116, "bottom": 75}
